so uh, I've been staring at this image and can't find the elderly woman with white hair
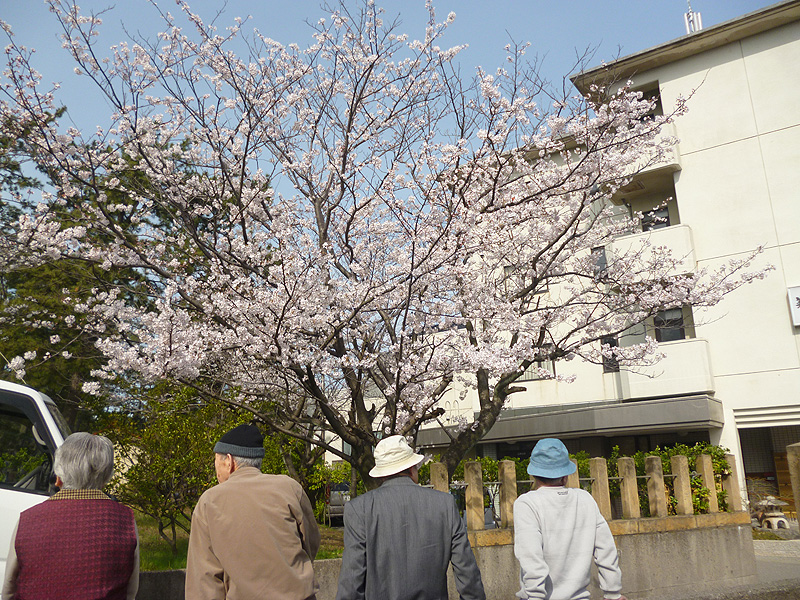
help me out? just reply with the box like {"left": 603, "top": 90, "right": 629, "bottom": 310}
{"left": 2, "top": 432, "right": 139, "bottom": 600}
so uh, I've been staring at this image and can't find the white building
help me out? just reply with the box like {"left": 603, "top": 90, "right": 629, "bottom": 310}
{"left": 419, "top": 0, "right": 800, "bottom": 508}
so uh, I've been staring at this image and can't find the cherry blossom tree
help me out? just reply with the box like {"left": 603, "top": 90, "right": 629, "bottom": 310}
{"left": 1, "top": 0, "right": 767, "bottom": 485}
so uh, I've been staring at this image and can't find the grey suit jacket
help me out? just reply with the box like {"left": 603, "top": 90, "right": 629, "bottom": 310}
{"left": 335, "top": 476, "right": 486, "bottom": 600}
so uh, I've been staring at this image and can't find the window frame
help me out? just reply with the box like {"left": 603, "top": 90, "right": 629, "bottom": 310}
{"left": 591, "top": 246, "right": 608, "bottom": 279}
{"left": 601, "top": 336, "right": 620, "bottom": 373}
{"left": 654, "top": 307, "right": 686, "bottom": 343}
{"left": 519, "top": 346, "right": 557, "bottom": 381}
{"left": 641, "top": 206, "right": 671, "bottom": 231}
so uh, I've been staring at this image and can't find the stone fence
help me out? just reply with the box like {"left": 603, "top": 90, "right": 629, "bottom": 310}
{"left": 433, "top": 452, "right": 744, "bottom": 531}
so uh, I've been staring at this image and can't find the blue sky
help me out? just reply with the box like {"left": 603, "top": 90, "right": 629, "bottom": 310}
{"left": 2, "top": 0, "right": 778, "bottom": 132}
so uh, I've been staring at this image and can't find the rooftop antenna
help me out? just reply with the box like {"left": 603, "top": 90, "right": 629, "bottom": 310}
{"left": 684, "top": 1, "right": 703, "bottom": 34}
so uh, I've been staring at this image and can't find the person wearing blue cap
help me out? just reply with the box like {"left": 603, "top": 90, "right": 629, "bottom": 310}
{"left": 513, "top": 438, "right": 626, "bottom": 600}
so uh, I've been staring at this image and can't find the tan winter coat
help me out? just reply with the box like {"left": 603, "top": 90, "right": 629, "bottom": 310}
{"left": 186, "top": 467, "right": 321, "bottom": 600}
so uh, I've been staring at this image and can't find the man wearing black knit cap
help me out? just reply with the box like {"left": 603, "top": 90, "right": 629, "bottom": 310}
{"left": 185, "top": 424, "right": 321, "bottom": 600}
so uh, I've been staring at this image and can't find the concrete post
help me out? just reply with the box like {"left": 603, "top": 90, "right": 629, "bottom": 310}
{"left": 590, "top": 457, "right": 612, "bottom": 521}
{"left": 499, "top": 460, "right": 517, "bottom": 528}
{"left": 697, "top": 454, "right": 719, "bottom": 513}
{"left": 722, "top": 453, "right": 743, "bottom": 512}
{"left": 464, "top": 461, "right": 484, "bottom": 531}
{"left": 618, "top": 457, "right": 641, "bottom": 519}
{"left": 671, "top": 455, "right": 693, "bottom": 515}
{"left": 788, "top": 442, "right": 800, "bottom": 517}
{"left": 430, "top": 462, "right": 449, "bottom": 493}
{"left": 646, "top": 455, "right": 668, "bottom": 518}
{"left": 566, "top": 459, "right": 580, "bottom": 488}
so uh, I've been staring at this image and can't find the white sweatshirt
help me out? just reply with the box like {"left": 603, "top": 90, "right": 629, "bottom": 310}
{"left": 513, "top": 486, "right": 623, "bottom": 600}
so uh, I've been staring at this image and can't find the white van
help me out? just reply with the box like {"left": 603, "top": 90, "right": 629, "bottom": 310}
{"left": 0, "top": 380, "right": 69, "bottom": 581}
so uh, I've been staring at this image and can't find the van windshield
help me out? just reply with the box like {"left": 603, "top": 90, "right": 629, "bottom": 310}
{"left": 45, "top": 402, "right": 71, "bottom": 439}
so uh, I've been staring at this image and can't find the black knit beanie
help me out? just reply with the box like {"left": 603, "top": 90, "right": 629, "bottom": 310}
{"left": 213, "top": 424, "right": 265, "bottom": 458}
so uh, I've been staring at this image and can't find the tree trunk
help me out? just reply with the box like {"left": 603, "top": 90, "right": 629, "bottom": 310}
{"left": 349, "top": 463, "right": 359, "bottom": 499}
{"left": 348, "top": 439, "right": 379, "bottom": 490}
{"left": 438, "top": 373, "right": 518, "bottom": 478}
{"left": 157, "top": 518, "right": 179, "bottom": 557}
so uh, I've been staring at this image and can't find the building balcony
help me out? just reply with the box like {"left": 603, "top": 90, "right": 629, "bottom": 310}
{"left": 611, "top": 224, "right": 696, "bottom": 276}
{"left": 418, "top": 339, "right": 717, "bottom": 448}
{"left": 626, "top": 121, "right": 681, "bottom": 179}
{"left": 493, "top": 337, "right": 714, "bottom": 408}
{"left": 619, "top": 337, "right": 715, "bottom": 400}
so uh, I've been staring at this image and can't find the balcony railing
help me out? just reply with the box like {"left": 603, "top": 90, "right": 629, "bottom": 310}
{"left": 625, "top": 121, "right": 681, "bottom": 177}
{"left": 620, "top": 337, "right": 714, "bottom": 399}
{"left": 611, "top": 223, "right": 696, "bottom": 276}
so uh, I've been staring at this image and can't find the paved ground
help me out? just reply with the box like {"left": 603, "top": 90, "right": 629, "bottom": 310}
{"left": 750, "top": 518, "right": 800, "bottom": 586}
{"left": 753, "top": 537, "right": 800, "bottom": 584}
{"left": 671, "top": 529, "right": 800, "bottom": 600}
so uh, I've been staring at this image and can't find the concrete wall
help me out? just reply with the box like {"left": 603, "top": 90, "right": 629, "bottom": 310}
{"left": 611, "top": 522, "right": 756, "bottom": 599}
{"left": 138, "top": 514, "right": 757, "bottom": 600}
{"left": 668, "top": 579, "right": 800, "bottom": 600}
{"left": 137, "top": 569, "right": 185, "bottom": 600}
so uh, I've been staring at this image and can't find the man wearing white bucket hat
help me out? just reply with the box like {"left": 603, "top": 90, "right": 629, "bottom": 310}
{"left": 335, "top": 435, "right": 485, "bottom": 600}
{"left": 513, "top": 438, "right": 626, "bottom": 600}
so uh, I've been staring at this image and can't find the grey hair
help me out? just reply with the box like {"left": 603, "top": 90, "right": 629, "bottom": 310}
{"left": 232, "top": 455, "right": 262, "bottom": 470}
{"left": 54, "top": 432, "right": 115, "bottom": 490}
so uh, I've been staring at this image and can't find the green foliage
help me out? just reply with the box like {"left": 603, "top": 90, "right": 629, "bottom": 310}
{"left": 607, "top": 442, "right": 730, "bottom": 516}
{"left": 751, "top": 528, "right": 782, "bottom": 541}
{"left": 107, "top": 385, "right": 251, "bottom": 555}
{"left": 717, "top": 489, "right": 729, "bottom": 513}
{"left": 572, "top": 450, "right": 592, "bottom": 481}
{"left": 315, "top": 547, "right": 344, "bottom": 560}
{"left": 0, "top": 118, "right": 157, "bottom": 430}
{"left": 0, "top": 110, "right": 106, "bottom": 429}
{"left": 508, "top": 456, "right": 531, "bottom": 482}
{"left": 0, "top": 447, "right": 46, "bottom": 485}
{"left": 0, "top": 258, "right": 112, "bottom": 429}
{"left": 688, "top": 473, "right": 710, "bottom": 513}
{"left": 416, "top": 460, "right": 432, "bottom": 485}
{"left": 0, "top": 110, "right": 64, "bottom": 194}
{"left": 135, "top": 512, "right": 190, "bottom": 571}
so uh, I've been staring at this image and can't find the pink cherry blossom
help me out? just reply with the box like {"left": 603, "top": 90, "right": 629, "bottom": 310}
{"left": 0, "top": 1, "right": 769, "bottom": 482}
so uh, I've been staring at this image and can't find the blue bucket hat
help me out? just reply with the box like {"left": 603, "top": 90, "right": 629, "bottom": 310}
{"left": 527, "top": 438, "right": 576, "bottom": 478}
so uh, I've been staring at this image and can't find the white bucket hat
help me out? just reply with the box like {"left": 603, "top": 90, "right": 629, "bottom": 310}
{"left": 368, "top": 435, "right": 425, "bottom": 478}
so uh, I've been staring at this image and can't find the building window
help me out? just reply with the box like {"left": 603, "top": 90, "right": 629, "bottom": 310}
{"left": 592, "top": 246, "right": 608, "bottom": 279}
{"left": 503, "top": 265, "right": 515, "bottom": 295}
{"left": 641, "top": 206, "right": 670, "bottom": 231}
{"left": 601, "top": 336, "right": 619, "bottom": 373}
{"left": 637, "top": 85, "right": 663, "bottom": 121}
{"left": 520, "top": 346, "right": 556, "bottom": 380}
{"left": 654, "top": 308, "right": 686, "bottom": 342}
